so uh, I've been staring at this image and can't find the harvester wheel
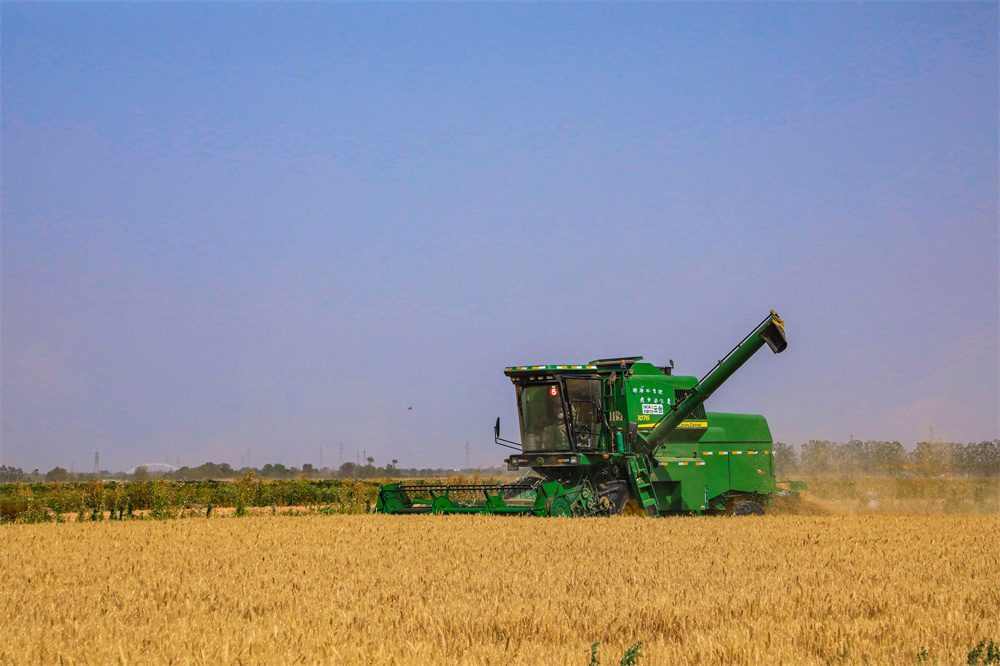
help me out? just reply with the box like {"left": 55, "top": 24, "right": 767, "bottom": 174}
{"left": 598, "top": 480, "right": 629, "bottom": 516}
{"left": 733, "top": 500, "right": 765, "bottom": 516}
{"left": 621, "top": 498, "right": 646, "bottom": 518}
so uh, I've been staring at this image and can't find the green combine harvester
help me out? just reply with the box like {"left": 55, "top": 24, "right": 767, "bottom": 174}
{"left": 375, "top": 310, "right": 800, "bottom": 517}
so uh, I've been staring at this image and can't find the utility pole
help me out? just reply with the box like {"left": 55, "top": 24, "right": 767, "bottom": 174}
{"left": 94, "top": 450, "right": 99, "bottom": 476}
{"left": 465, "top": 442, "right": 470, "bottom": 470}
{"left": 319, "top": 446, "right": 323, "bottom": 469}
{"left": 339, "top": 443, "right": 343, "bottom": 468}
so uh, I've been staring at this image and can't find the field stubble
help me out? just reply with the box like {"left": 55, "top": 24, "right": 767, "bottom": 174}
{"left": 2, "top": 514, "right": 997, "bottom": 666}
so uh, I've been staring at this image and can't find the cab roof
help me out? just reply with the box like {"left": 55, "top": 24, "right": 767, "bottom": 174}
{"left": 504, "top": 357, "right": 647, "bottom": 379}
{"left": 504, "top": 364, "right": 597, "bottom": 376}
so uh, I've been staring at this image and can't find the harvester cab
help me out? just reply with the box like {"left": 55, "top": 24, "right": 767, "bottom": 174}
{"left": 500, "top": 366, "right": 605, "bottom": 465}
{"left": 374, "top": 310, "right": 794, "bottom": 518}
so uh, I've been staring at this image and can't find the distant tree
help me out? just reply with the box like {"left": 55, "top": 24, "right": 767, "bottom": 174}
{"left": 867, "top": 441, "right": 906, "bottom": 475}
{"left": 260, "top": 463, "right": 289, "bottom": 479}
{"left": 132, "top": 466, "right": 149, "bottom": 482}
{"left": 800, "top": 440, "right": 836, "bottom": 476}
{"left": 45, "top": 466, "right": 69, "bottom": 482}
{"left": 189, "top": 462, "right": 237, "bottom": 479}
{"left": 338, "top": 462, "right": 360, "bottom": 479}
{"left": 910, "top": 441, "right": 952, "bottom": 477}
{"left": 838, "top": 439, "right": 868, "bottom": 475}
{"left": 956, "top": 440, "right": 1000, "bottom": 477}
{"left": 771, "top": 442, "right": 798, "bottom": 476}
{"left": 0, "top": 466, "right": 25, "bottom": 483}
{"left": 355, "top": 457, "right": 376, "bottom": 479}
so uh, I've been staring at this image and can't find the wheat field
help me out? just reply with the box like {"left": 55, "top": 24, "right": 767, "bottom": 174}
{"left": 2, "top": 514, "right": 996, "bottom": 665}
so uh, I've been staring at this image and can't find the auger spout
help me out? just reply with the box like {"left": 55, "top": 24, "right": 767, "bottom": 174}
{"left": 640, "top": 310, "right": 787, "bottom": 454}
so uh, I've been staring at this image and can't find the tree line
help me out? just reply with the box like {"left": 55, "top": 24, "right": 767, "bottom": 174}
{"left": 2, "top": 439, "right": 996, "bottom": 484}
{"left": 772, "top": 439, "right": 999, "bottom": 477}
{"left": 0, "top": 459, "right": 508, "bottom": 484}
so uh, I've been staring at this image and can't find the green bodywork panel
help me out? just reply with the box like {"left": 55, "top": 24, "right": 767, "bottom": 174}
{"left": 649, "top": 456, "right": 708, "bottom": 512}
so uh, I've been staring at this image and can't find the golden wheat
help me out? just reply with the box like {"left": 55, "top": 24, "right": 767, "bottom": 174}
{"left": 2, "top": 514, "right": 996, "bottom": 665}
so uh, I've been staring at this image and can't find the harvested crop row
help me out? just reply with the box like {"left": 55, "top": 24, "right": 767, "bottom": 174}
{"left": 2, "top": 514, "right": 996, "bottom": 665}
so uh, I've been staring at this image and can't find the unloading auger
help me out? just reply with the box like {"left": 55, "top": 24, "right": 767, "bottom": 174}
{"left": 375, "top": 310, "right": 800, "bottom": 517}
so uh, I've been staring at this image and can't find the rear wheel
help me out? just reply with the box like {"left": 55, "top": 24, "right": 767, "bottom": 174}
{"left": 621, "top": 497, "right": 646, "bottom": 517}
{"left": 733, "top": 500, "right": 765, "bottom": 516}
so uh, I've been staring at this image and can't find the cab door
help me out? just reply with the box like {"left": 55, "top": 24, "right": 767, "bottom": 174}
{"left": 564, "top": 378, "right": 603, "bottom": 450}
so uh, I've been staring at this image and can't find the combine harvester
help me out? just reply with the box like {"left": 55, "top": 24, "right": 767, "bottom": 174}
{"left": 375, "top": 310, "right": 801, "bottom": 517}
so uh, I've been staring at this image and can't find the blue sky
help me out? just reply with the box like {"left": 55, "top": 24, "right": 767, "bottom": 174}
{"left": 2, "top": 3, "right": 997, "bottom": 472}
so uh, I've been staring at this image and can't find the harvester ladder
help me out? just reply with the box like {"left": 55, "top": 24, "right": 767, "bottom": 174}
{"left": 627, "top": 458, "right": 659, "bottom": 515}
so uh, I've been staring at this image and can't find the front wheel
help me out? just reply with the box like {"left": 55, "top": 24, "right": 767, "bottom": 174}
{"left": 733, "top": 500, "right": 765, "bottom": 516}
{"left": 597, "top": 480, "right": 630, "bottom": 516}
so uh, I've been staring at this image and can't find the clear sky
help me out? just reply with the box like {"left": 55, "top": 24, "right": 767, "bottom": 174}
{"left": 2, "top": 2, "right": 997, "bottom": 473}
